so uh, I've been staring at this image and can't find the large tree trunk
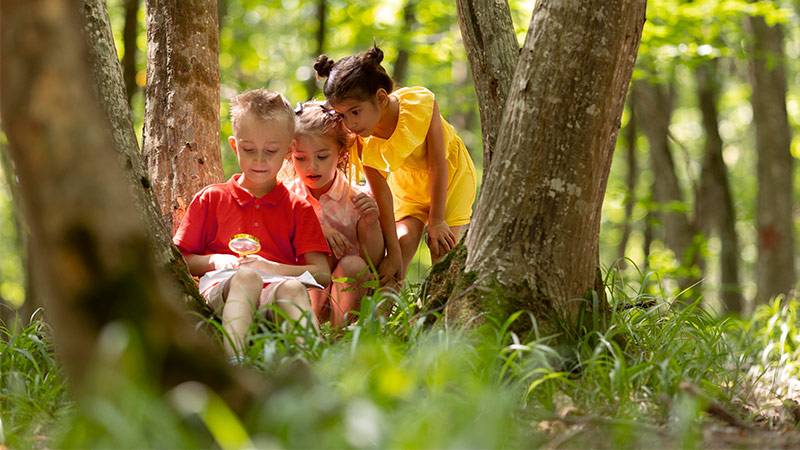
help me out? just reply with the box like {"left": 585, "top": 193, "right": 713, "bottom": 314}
{"left": 445, "top": 1, "right": 646, "bottom": 335}
{"left": 392, "top": 0, "right": 417, "bottom": 87}
{"left": 455, "top": 0, "right": 519, "bottom": 171}
{"left": 305, "top": 0, "right": 327, "bottom": 99}
{"left": 122, "top": 0, "right": 140, "bottom": 105}
{"left": 143, "top": 0, "right": 223, "bottom": 233}
{"left": 747, "top": 15, "right": 795, "bottom": 304}
{"left": 634, "top": 80, "right": 702, "bottom": 292}
{"left": 1, "top": 0, "right": 259, "bottom": 414}
{"left": 82, "top": 0, "right": 206, "bottom": 310}
{"left": 695, "top": 60, "right": 743, "bottom": 314}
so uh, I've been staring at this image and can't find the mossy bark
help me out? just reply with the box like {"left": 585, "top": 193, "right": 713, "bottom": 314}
{"left": 1, "top": 0, "right": 259, "bottom": 415}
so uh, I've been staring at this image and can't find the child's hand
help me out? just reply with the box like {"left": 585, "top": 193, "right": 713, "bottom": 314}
{"left": 378, "top": 250, "right": 403, "bottom": 286}
{"left": 209, "top": 253, "right": 239, "bottom": 270}
{"left": 426, "top": 221, "right": 456, "bottom": 261}
{"left": 324, "top": 225, "right": 350, "bottom": 259}
{"left": 238, "top": 254, "right": 278, "bottom": 274}
{"left": 352, "top": 192, "right": 379, "bottom": 224}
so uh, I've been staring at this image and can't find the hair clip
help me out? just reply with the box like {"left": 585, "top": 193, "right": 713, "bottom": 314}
{"left": 294, "top": 102, "right": 304, "bottom": 115}
{"left": 319, "top": 104, "right": 339, "bottom": 120}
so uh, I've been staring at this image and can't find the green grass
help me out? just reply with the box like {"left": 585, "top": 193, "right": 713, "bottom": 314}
{"left": 2, "top": 270, "right": 800, "bottom": 449}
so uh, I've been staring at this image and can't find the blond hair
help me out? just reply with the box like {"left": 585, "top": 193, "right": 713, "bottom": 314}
{"left": 294, "top": 100, "right": 355, "bottom": 172}
{"left": 230, "top": 89, "right": 294, "bottom": 134}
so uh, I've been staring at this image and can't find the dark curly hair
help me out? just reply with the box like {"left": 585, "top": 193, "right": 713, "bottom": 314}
{"left": 313, "top": 46, "right": 394, "bottom": 104}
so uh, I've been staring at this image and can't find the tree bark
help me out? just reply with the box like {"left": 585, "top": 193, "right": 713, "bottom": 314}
{"left": 455, "top": 0, "right": 519, "bottom": 172}
{"left": 746, "top": 15, "right": 795, "bottom": 304}
{"left": 82, "top": 0, "right": 207, "bottom": 310}
{"left": 695, "top": 60, "right": 743, "bottom": 313}
{"left": 305, "top": 0, "right": 327, "bottom": 99}
{"left": 447, "top": 0, "right": 646, "bottom": 335}
{"left": 617, "top": 94, "right": 638, "bottom": 265}
{"left": 122, "top": 0, "right": 140, "bottom": 105}
{"left": 633, "top": 80, "right": 702, "bottom": 291}
{"left": 1, "top": 0, "right": 259, "bottom": 414}
{"left": 393, "top": 0, "right": 417, "bottom": 87}
{"left": 143, "top": 0, "right": 223, "bottom": 233}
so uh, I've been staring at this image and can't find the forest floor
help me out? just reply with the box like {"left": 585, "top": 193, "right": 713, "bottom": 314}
{"left": 2, "top": 280, "right": 800, "bottom": 449}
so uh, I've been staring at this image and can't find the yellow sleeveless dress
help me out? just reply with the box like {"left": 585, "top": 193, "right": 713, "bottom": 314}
{"left": 348, "top": 86, "right": 477, "bottom": 227}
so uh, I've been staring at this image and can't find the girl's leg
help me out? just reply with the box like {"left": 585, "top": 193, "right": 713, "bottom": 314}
{"left": 396, "top": 216, "right": 425, "bottom": 277}
{"left": 330, "top": 255, "right": 369, "bottom": 328}
{"left": 309, "top": 287, "right": 330, "bottom": 324}
{"left": 357, "top": 217, "right": 385, "bottom": 269}
{"left": 221, "top": 268, "right": 263, "bottom": 356}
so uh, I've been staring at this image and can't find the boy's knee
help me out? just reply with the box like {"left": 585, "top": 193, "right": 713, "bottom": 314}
{"left": 230, "top": 267, "right": 263, "bottom": 293}
{"left": 276, "top": 279, "right": 308, "bottom": 302}
{"left": 337, "top": 255, "right": 367, "bottom": 278}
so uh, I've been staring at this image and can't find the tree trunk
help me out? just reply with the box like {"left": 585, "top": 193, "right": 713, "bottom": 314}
{"left": 143, "top": 0, "right": 223, "bottom": 233}
{"left": 1, "top": 0, "right": 259, "bottom": 414}
{"left": 695, "top": 60, "right": 743, "bottom": 313}
{"left": 617, "top": 94, "right": 638, "bottom": 266}
{"left": 305, "top": 0, "right": 327, "bottom": 99}
{"left": 122, "top": 0, "right": 140, "bottom": 105}
{"left": 82, "top": 0, "right": 207, "bottom": 310}
{"left": 746, "top": 15, "right": 795, "bottom": 304}
{"left": 446, "top": 1, "right": 646, "bottom": 335}
{"left": 393, "top": 0, "right": 417, "bottom": 87}
{"left": 633, "top": 80, "right": 702, "bottom": 292}
{"left": 455, "top": 0, "right": 519, "bottom": 171}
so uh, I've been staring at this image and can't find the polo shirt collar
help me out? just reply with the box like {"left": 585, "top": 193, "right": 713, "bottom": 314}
{"left": 227, "top": 174, "right": 285, "bottom": 206}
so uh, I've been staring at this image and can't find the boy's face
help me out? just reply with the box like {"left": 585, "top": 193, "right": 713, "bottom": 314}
{"left": 229, "top": 112, "right": 293, "bottom": 188}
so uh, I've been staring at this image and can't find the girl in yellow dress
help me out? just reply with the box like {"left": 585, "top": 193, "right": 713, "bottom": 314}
{"left": 314, "top": 46, "right": 477, "bottom": 284}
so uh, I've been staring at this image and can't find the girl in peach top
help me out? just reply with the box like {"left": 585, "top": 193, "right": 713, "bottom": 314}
{"left": 314, "top": 46, "right": 477, "bottom": 284}
{"left": 286, "top": 100, "right": 384, "bottom": 327}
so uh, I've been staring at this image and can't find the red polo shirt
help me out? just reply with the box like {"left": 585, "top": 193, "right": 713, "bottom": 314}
{"left": 173, "top": 174, "right": 330, "bottom": 266}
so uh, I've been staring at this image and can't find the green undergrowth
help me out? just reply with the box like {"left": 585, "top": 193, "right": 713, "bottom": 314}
{"left": 2, "top": 271, "right": 799, "bottom": 449}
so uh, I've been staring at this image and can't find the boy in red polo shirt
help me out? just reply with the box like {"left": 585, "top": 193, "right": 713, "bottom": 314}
{"left": 173, "top": 89, "right": 331, "bottom": 357}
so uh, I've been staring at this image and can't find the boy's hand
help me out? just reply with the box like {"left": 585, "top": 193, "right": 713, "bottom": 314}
{"left": 352, "top": 192, "right": 379, "bottom": 224}
{"left": 323, "top": 225, "right": 350, "bottom": 259}
{"left": 209, "top": 253, "right": 239, "bottom": 270}
{"left": 238, "top": 254, "right": 278, "bottom": 274}
{"left": 427, "top": 220, "right": 456, "bottom": 261}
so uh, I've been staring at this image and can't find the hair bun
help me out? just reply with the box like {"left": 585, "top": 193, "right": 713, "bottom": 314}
{"left": 314, "top": 55, "right": 335, "bottom": 78}
{"left": 363, "top": 46, "right": 384, "bottom": 66}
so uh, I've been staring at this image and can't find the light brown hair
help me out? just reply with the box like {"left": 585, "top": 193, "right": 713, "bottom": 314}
{"left": 230, "top": 88, "right": 294, "bottom": 134}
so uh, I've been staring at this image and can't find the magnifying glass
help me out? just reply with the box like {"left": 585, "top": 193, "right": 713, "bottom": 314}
{"left": 228, "top": 233, "right": 261, "bottom": 257}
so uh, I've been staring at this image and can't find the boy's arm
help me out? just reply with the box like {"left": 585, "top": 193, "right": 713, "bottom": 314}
{"left": 183, "top": 253, "right": 239, "bottom": 277}
{"left": 239, "top": 253, "right": 331, "bottom": 287}
{"left": 364, "top": 166, "right": 403, "bottom": 284}
{"left": 425, "top": 101, "right": 455, "bottom": 258}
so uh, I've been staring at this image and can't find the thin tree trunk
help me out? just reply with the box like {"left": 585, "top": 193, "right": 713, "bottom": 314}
{"left": 695, "top": 60, "right": 743, "bottom": 313}
{"left": 448, "top": 1, "right": 646, "bottom": 335}
{"left": 746, "top": 15, "right": 795, "bottom": 304}
{"left": 218, "top": 0, "right": 228, "bottom": 30}
{"left": 1, "top": 0, "right": 260, "bottom": 413}
{"left": 82, "top": 0, "right": 206, "bottom": 309}
{"left": 455, "top": 0, "right": 519, "bottom": 172}
{"left": 143, "top": 0, "right": 223, "bottom": 233}
{"left": 393, "top": 0, "right": 417, "bottom": 87}
{"left": 122, "top": 0, "right": 140, "bottom": 105}
{"left": 634, "top": 80, "right": 702, "bottom": 291}
{"left": 617, "top": 94, "right": 638, "bottom": 266}
{"left": 305, "top": 0, "right": 327, "bottom": 99}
